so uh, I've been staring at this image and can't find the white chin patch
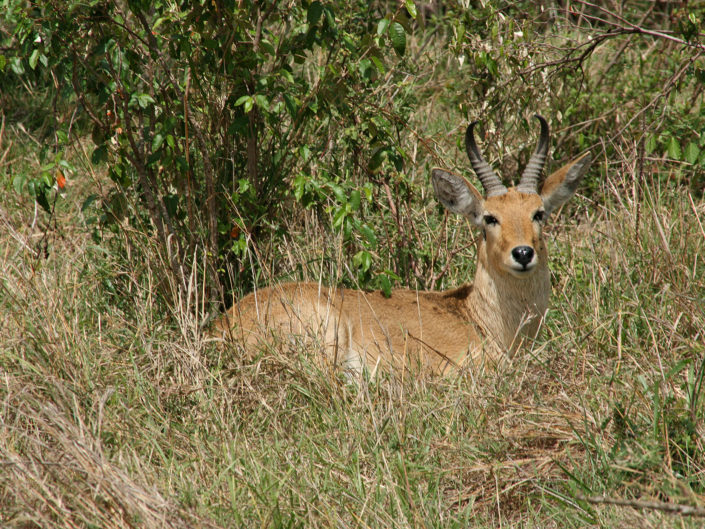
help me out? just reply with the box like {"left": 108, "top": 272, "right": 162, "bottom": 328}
{"left": 507, "top": 260, "right": 537, "bottom": 276}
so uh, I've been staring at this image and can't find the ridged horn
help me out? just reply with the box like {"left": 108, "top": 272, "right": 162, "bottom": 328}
{"left": 465, "top": 122, "right": 507, "bottom": 197}
{"left": 516, "top": 114, "right": 550, "bottom": 194}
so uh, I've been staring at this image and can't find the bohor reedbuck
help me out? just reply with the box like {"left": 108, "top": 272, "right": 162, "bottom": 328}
{"left": 215, "top": 115, "right": 593, "bottom": 375}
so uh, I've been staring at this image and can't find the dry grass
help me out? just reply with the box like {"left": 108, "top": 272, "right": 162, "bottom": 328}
{"left": 2, "top": 7, "right": 705, "bottom": 526}
{"left": 2, "top": 136, "right": 704, "bottom": 527}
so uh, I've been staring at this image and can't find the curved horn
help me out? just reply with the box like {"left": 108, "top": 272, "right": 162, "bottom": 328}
{"left": 465, "top": 122, "right": 507, "bottom": 197}
{"left": 516, "top": 114, "right": 550, "bottom": 194}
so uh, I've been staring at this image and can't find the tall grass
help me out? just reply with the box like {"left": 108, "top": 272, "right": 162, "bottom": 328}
{"left": 2, "top": 123, "right": 704, "bottom": 528}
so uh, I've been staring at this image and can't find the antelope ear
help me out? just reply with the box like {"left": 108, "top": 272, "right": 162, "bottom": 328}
{"left": 432, "top": 168, "right": 484, "bottom": 225}
{"left": 540, "top": 153, "right": 593, "bottom": 216}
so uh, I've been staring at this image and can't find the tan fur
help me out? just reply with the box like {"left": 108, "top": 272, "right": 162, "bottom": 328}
{"left": 541, "top": 152, "right": 591, "bottom": 198}
{"left": 213, "top": 154, "right": 593, "bottom": 376}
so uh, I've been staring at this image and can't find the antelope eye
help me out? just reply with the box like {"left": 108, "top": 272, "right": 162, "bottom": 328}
{"left": 532, "top": 210, "right": 545, "bottom": 222}
{"left": 484, "top": 214, "right": 499, "bottom": 226}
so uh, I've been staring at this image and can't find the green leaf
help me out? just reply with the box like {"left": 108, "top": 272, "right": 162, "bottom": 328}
{"left": 456, "top": 22, "right": 466, "bottom": 44}
{"left": 323, "top": 7, "right": 336, "bottom": 30}
{"left": 644, "top": 134, "right": 657, "bottom": 155}
{"left": 92, "top": 144, "right": 108, "bottom": 164}
{"left": 260, "top": 39, "right": 275, "bottom": 55}
{"left": 0, "top": 55, "right": 6, "bottom": 72}
{"left": 360, "top": 224, "right": 377, "bottom": 247}
{"left": 12, "top": 174, "right": 25, "bottom": 194}
{"left": 332, "top": 206, "right": 346, "bottom": 229}
{"left": 293, "top": 174, "right": 306, "bottom": 202}
{"left": 10, "top": 57, "right": 24, "bottom": 75}
{"left": 299, "top": 145, "right": 311, "bottom": 162}
{"left": 134, "top": 93, "right": 154, "bottom": 108}
{"left": 307, "top": 96, "right": 318, "bottom": 114}
{"left": 152, "top": 133, "right": 164, "bottom": 151}
{"left": 330, "top": 183, "right": 345, "bottom": 203}
{"left": 667, "top": 137, "right": 682, "bottom": 160}
{"left": 389, "top": 22, "right": 406, "bottom": 56}
{"left": 405, "top": 0, "right": 417, "bottom": 19}
{"left": 307, "top": 1, "right": 323, "bottom": 25}
{"left": 238, "top": 179, "right": 251, "bottom": 193}
{"left": 29, "top": 48, "right": 40, "bottom": 70}
{"left": 368, "top": 147, "right": 387, "bottom": 171}
{"left": 377, "top": 18, "right": 390, "bottom": 36}
{"left": 278, "top": 68, "right": 294, "bottom": 84}
{"left": 254, "top": 94, "right": 269, "bottom": 110}
{"left": 353, "top": 250, "right": 372, "bottom": 273}
{"left": 342, "top": 35, "right": 356, "bottom": 51}
{"left": 82, "top": 194, "right": 99, "bottom": 212}
{"left": 491, "top": 21, "right": 499, "bottom": 40}
{"left": 684, "top": 142, "right": 700, "bottom": 164}
{"left": 483, "top": 53, "right": 498, "bottom": 76}
{"left": 109, "top": 166, "right": 127, "bottom": 187}
{"left": 358, "top": 59, "right": 374, "bottom": 80}
{"left": 41, "top": 170, "right": 53, "bottom": 187}
{"left": 379, "top": 273, "right": 392, "bottom": 298}
{"left": 36, "top": 191, "right": 51, "bottom": 213}
{"left": 349, "top": 190, "right": 361, "bottom": 211}
{"left": 370, "top": 56, "right": 385, "bottom": 74}
{"left": 283, "top": 93, "right": 298, "bottom": 117}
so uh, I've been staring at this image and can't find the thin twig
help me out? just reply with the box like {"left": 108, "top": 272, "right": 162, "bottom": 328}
{"left": 595, "top": 2, "right": 655, "bottom": 85}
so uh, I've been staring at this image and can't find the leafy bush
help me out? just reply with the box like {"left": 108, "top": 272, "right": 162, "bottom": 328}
{"left": 2, "top": 0, "right": 426, "bottom": 307}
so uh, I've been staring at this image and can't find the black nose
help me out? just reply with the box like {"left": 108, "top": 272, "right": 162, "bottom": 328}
{"left": 512, "top": 246, "right": 534, "bottom": 266}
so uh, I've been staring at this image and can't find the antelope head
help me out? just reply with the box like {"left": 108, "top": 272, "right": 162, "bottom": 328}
{"left": 431, "top": 115, "right": 593, "bottom": 281}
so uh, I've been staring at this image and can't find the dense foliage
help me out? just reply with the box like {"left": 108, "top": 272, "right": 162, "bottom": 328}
{"left": 4, "top": 0, "right": 431, "bottom": 304}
